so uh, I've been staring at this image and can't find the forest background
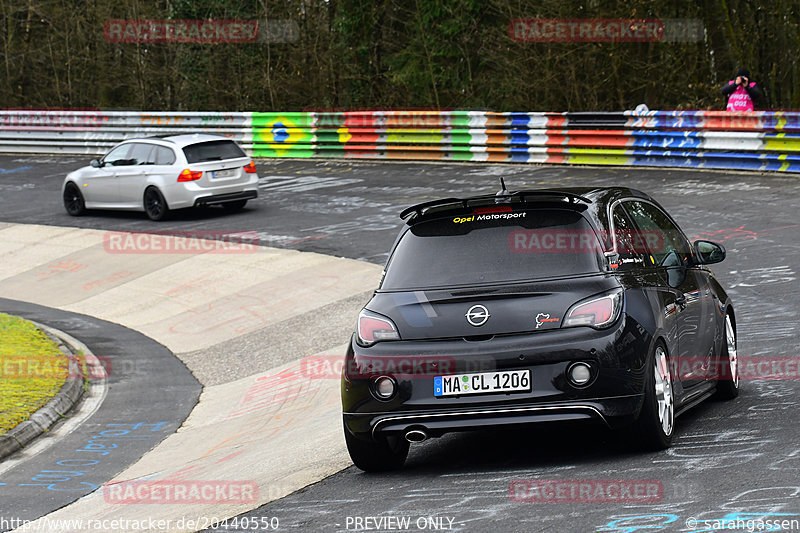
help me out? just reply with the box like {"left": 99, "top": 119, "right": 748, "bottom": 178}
{"left": 1, "top": 0, "right": 797, "bottom": 111}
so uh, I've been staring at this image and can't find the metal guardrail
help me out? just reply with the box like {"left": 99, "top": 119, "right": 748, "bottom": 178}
{"left": 2, "top": 109, "right": 800, "bottom": 171}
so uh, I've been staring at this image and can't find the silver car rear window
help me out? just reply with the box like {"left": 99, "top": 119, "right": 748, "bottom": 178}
{"left": 183, "top": 140, "right": 246, "bottom": 163}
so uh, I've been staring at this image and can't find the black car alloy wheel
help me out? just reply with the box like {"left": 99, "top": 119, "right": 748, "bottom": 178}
{"left": 63, "top": 183, "right": 86, "bottom": 216}
{"left": 144, "top": 187, "right": 169, "bottom": 221}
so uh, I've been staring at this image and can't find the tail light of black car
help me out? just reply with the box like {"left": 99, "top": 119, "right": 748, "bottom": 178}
{"left": 563, "top": 289, "right": 623, "bottom": 329}
{"left": 356, "top": 309, "right": 400, "bottom": 346}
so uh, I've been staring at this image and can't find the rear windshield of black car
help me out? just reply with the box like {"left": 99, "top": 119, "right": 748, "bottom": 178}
{"left": 381, "top": 208, "right": 605, "bottom": 290}
{"left": 183, "top": 140, "right": 246, "bottom": 163}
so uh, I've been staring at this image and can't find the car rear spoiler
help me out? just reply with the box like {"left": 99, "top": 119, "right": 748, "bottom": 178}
{"left": 400, "top": 188, "right": 592, "bottom": 223}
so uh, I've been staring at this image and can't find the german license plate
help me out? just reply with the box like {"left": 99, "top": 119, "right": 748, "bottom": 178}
{"left": 433, "top": 369, "right": 530, "bottom": 397}
{"left": 213, "top": 169, "right": 236, "bottom": 179}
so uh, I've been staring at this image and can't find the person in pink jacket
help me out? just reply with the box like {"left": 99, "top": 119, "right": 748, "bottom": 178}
{"left": 721, "top": 68, "right": 762, "bottom": 111}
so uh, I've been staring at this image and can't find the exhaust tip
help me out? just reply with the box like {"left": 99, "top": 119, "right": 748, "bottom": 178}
{"left": 405, "top": 429, "right": 428, "bottom": 443}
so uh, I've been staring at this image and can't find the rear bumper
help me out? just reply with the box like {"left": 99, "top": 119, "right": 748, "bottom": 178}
{"left": 342, "top": 314, "right": 653, "bottom": 441}
{"left": 344, "top": 396, "right": 642, "bottom": 440}
{"left": 163, "top": 172, "right": 259, "bottom": 209}
{"left": 193, "top": 190, "right": 257, "bottom": 207}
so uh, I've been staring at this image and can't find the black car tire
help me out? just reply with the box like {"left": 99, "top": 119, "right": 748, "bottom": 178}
{"left": 632, "top": 342, "right": 675, "bottom": 450}
{"left": 344, "top": 420, "right": 409, "bottom": 472}
{"left": 144, "top": 187, "right": 170, "bottom": 221}
{"left": 222, "top": 200, "right": 248, "bottom": 211}
{"left": 63, "top": 183, "right": 86, "bottom": 216}
{"left": 714, "top": 313, "right": 739, "bottom": 400}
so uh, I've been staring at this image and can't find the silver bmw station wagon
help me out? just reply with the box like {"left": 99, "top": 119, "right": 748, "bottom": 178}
{"left": 62, "top": 134, "right": 259, "bottom": 221}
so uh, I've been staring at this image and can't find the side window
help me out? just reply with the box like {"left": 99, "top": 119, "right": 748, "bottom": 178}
{"left": 128, "top": 143, "right": 155, "bottom": 165}
{"left": 610, "top": 205, "right": 649, "bottom": 269}
{"left": 102, "top": 144, "right": 133, "bottom": 166}
{"left": 622, "top": 201, "right": 692, "bottom": 267}
{"left": 153, "top": 146, "right": 176, "bottom": 165}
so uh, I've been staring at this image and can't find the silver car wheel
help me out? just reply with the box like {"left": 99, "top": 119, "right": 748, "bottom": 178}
{"left": 725, "top": 314, "right": 739, "bottom": 389}
{"left": 654, "top": 346, "right": 674, "bottom": 437}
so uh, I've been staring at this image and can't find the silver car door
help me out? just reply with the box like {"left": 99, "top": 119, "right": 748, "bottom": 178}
{"left": 84, "top": 144, "right": 131, "bottom": 205}
{"left": 115, "top": 142, "right": 154, "bottom": 207}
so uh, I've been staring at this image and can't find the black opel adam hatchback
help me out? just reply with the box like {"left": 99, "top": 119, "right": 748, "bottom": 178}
{"left": 342, "top": 184, "right": 738, "bottom": 471}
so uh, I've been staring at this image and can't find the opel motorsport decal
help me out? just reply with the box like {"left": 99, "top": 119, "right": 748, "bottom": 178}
{"left": 452, "top": 212, "right": 527, "bottom": 223}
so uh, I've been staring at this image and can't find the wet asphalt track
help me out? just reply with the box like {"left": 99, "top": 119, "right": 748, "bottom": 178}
{"left": 1, "top": 155, "right": 799, "bottom": 532}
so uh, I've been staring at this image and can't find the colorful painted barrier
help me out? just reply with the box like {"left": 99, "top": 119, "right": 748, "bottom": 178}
{"left": 2, "top": 109, "right": 800, "bottom": 172}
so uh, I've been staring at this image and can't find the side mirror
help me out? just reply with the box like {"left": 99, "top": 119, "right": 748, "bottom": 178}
{"left": 693, "top": 240, "right": 726, "bottom": 265}
{"left": 90, "top": 159, "right": 103, "bottom": 168}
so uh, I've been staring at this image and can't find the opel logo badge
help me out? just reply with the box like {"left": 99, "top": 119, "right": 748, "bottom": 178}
{"left": 466, "top": 305, "right": 490, "bottom": 327}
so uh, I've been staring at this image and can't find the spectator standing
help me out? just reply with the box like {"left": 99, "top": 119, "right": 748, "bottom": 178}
{"left": 721, "top": 68, "right": 762, "bottom": 111}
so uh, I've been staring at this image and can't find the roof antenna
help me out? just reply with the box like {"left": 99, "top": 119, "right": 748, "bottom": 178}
{"left": 496, "top": 177, "right": 510, "bottom": 203}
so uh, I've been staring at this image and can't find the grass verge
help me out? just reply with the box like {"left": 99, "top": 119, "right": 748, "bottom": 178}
{"left": 0, "top": 312, "right": 69, "bottom": 435}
